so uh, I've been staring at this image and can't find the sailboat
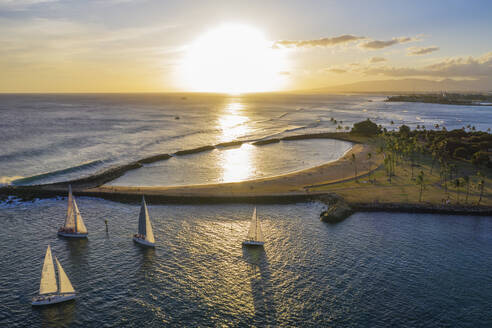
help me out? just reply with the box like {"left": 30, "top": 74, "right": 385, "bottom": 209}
{"left": 133, "top": 196, "right": 155, "bottom": 247}
{"left": 242, "top": 207, "right": 264, "bottom": 246}
{"left": 32, "top": 245, "right": 76, "bottom": 306}
{"left": 58, "top": 185, "right": 88, "bottom": 238}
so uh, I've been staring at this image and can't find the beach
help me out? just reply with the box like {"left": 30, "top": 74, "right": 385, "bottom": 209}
{"left": 94, "top": 143, "right": 377, "bottom": 197}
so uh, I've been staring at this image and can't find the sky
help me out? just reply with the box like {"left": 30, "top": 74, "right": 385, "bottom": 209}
{"left": 1, "top": 0, "right": 492, "bottom": 93}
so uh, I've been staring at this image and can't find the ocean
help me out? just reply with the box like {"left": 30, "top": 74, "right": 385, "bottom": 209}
{"left": 1, "top": 93, "right": 491, "bottom": 186}
{"left": 1, "top": 93, "right": 492, "bottom": 327}
{"left": 0, "top": 199, "right": 491, "bottom": 327}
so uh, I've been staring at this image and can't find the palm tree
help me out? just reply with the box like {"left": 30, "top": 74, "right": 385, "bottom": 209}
{"left": 367, "top": 152, "right": 373, "bottom": 183}
{"left": 463, "top": 175, "right": 470, "bottom": 204}
{"left": 384, "top": 155, "right": 392, "bottom": 183}
{"left": 416, "top": 170, "right": 425, "bottom": 202}
{"left": 477, "top": 172, "right": 485, "bottom": 206}
{"left": 454, "top": 178, "right": 461, "bottom": 204}
{"left": 408, "top": 137, "right": 417, "bottom": 179}
{"left": 351, "top": 153, "right": 358, "bottom": 181}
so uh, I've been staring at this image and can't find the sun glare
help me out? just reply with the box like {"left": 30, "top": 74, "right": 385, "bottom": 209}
{"left": 179, "top": 24, "right": 288, "bottom": 94}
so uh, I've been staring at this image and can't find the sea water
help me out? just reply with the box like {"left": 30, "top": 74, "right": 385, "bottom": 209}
{"left": 1, "top": 93, "right": 491, "bottom": 186}
{"left": 0, "top": 198, "right": 491, "bottom": 327}
{"left": 1, "top": 93, "right": 492, "bottom": 327}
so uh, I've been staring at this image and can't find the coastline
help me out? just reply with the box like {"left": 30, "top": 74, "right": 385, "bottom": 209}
{"left": 0, "top": 141, "right": 374, "bottom": 199}
{"left": 1, "top": 132, "right": 490, "bottom": 217}
{"left": 385, "top": 93, "right": 492, "bottom": 106}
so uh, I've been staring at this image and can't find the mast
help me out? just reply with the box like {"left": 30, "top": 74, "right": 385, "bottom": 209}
{"left": 255, "top": 208, "right": 258, "bottom": 241}
{"left": 74, "top": 198, "right": 78, "bottom": 232}
{"left": 64, "top": 185, "right": 75, "bottom": 229}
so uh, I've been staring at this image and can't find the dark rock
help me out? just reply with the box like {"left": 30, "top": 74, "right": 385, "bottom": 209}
{"left": 215, "top": 140, "right": 244, "bottom": 148}
{"left": 320, "top": 199, "right": 354, "bottom": 224}
{"left": 174, "top": 145, "right": 215, "bottom": 156}
{"left": 252, "top": 139, "right": 280, "bottom": 146}
{"left": 138, "top": 153, "right": 172, "bottom": 164}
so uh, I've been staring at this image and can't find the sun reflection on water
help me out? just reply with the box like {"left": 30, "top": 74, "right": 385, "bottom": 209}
{"left": 217, "top": 100, "right": 257, "bottom": 183}
{"left": 220, "top": 143, "right": 256, "bottom": 182}
{"left": 217, "top": 101, "right": 251, "bottom": 142}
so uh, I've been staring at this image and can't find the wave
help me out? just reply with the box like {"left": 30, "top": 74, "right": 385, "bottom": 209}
{"left": 9, "top": 159, "right": 104, "bottom": 186}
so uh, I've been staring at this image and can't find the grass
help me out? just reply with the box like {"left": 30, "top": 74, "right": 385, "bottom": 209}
{"left": 310, "top": 152, "right": 492, "bottom": 207}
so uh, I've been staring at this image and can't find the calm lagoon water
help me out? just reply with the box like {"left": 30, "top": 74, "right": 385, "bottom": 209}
{"left": 108, "top": 139, "right": 352, "bottom": 186}
{"left": 1, "top": 198, "right": 491, "bottom": 327}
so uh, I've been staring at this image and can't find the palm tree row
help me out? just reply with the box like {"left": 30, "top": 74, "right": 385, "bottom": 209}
{"left": 378, "top": 124, "right": 489, "bottom": 204}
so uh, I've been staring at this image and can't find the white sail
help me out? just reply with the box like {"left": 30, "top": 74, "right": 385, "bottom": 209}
{"left": 72, "top": 198, "right": 87, "bottom": 234}
{"left": 64, "top": 186, "right": 75, "bottom": 229}
{"left": 39, "top": 245, "right": 58, "bottom": 295}
{"left": 247, "top": 207, "right": 264, "bottom": 242}
{"left": 247, "top": 208, "right": 257, "bottom": 240}
{"left": 55, "top": 257, "right": 75, "bottom": 294}
{"left": 256, "top": 209, "right": 264, "bottom": 242}
{"left": 138, "top": 196, "right": 155, "bottom": 243}
{"left": 144, "top": 209, "right": 155, "bottom": 243}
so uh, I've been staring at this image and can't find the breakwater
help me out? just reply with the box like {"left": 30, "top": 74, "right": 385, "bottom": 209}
{"left": 1, "top": 132, "right": 358, "bottom": 191}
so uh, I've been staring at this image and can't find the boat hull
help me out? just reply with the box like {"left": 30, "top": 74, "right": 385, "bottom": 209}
{"left": 242, "top": 240, "right": 264, "bottom": 247}
{"left": 32, "top": 294, "right": 75, "bottom": 306}
{"left": 133, "top": 237, "right": 155, "bottom": 247}
{"left": 57, "top": 231, "right": 88, "bottom": 238}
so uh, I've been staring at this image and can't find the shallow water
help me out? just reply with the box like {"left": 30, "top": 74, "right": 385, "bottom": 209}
{"left": 108, "top": 139, "right": 352, "bottom": 186}
{"left": 1, "top": 198, "right": 491, "bottom": 327}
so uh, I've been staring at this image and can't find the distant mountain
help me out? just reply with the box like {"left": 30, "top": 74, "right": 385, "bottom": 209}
{"left": 306, "top": 78, "right": 492, "bottom": 93}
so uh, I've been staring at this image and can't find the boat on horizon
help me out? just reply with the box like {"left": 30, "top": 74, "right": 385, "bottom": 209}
{"left": 32, "top": 245, "right": 76, "bottom": 306}
{"left": 242, "top": 207, "right": 265, "bottom": 247}
{"left": 58, "top": 185, "right": 88, "bottom": 238}
{"left": 133, "top": 196, "right": 155, "bottom": 247}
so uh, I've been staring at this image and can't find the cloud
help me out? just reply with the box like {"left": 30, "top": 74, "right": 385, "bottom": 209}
{"left": 360, "top": 36, "right": 417, "bottom": 50}
{"left": 362, "top": 52, "right": 492, "bottom": 78}
{"left": 326, "top": 67, "right": 347, "bottom": 74}
{"left": 369, "top": 56, "right": 387, "bottom": 63}
{"left": 407, "top": 46, "right": 439, "bottom": 56}
{"left": 273, "top": 34, "right": 365, "bottom": 48}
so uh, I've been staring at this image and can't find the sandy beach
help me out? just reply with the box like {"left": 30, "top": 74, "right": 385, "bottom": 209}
{"left": 91, "top": 143, "right": 381, "bottom": 197}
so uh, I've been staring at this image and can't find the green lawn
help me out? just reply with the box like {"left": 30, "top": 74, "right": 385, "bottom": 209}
{"left": 310, "top": 152, "right": 491, "bottom": 207}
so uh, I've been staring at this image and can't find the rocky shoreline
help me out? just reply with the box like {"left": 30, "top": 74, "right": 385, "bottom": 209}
{"left": 2, "top": 186, "right": 490, "bottom": 221}
{"left": 319, "top": 198, "right": 492, "bottom": 223}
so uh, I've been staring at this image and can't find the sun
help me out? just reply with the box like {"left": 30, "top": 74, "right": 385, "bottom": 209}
{"left": 178, "top": 24, "right": 288, "bottom": 94}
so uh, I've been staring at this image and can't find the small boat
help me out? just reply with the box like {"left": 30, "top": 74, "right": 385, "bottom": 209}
{"left": 242, "top": 207, "right": 264, "bottom": 247}
{"left": 32, "top": 245, "right": 76, "bottom": 306}
{"left": 133, "top": 196, "right": 155, "bottom": 247}
{"left": 58, "top": 185, "right": 88, "bottom": 238}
